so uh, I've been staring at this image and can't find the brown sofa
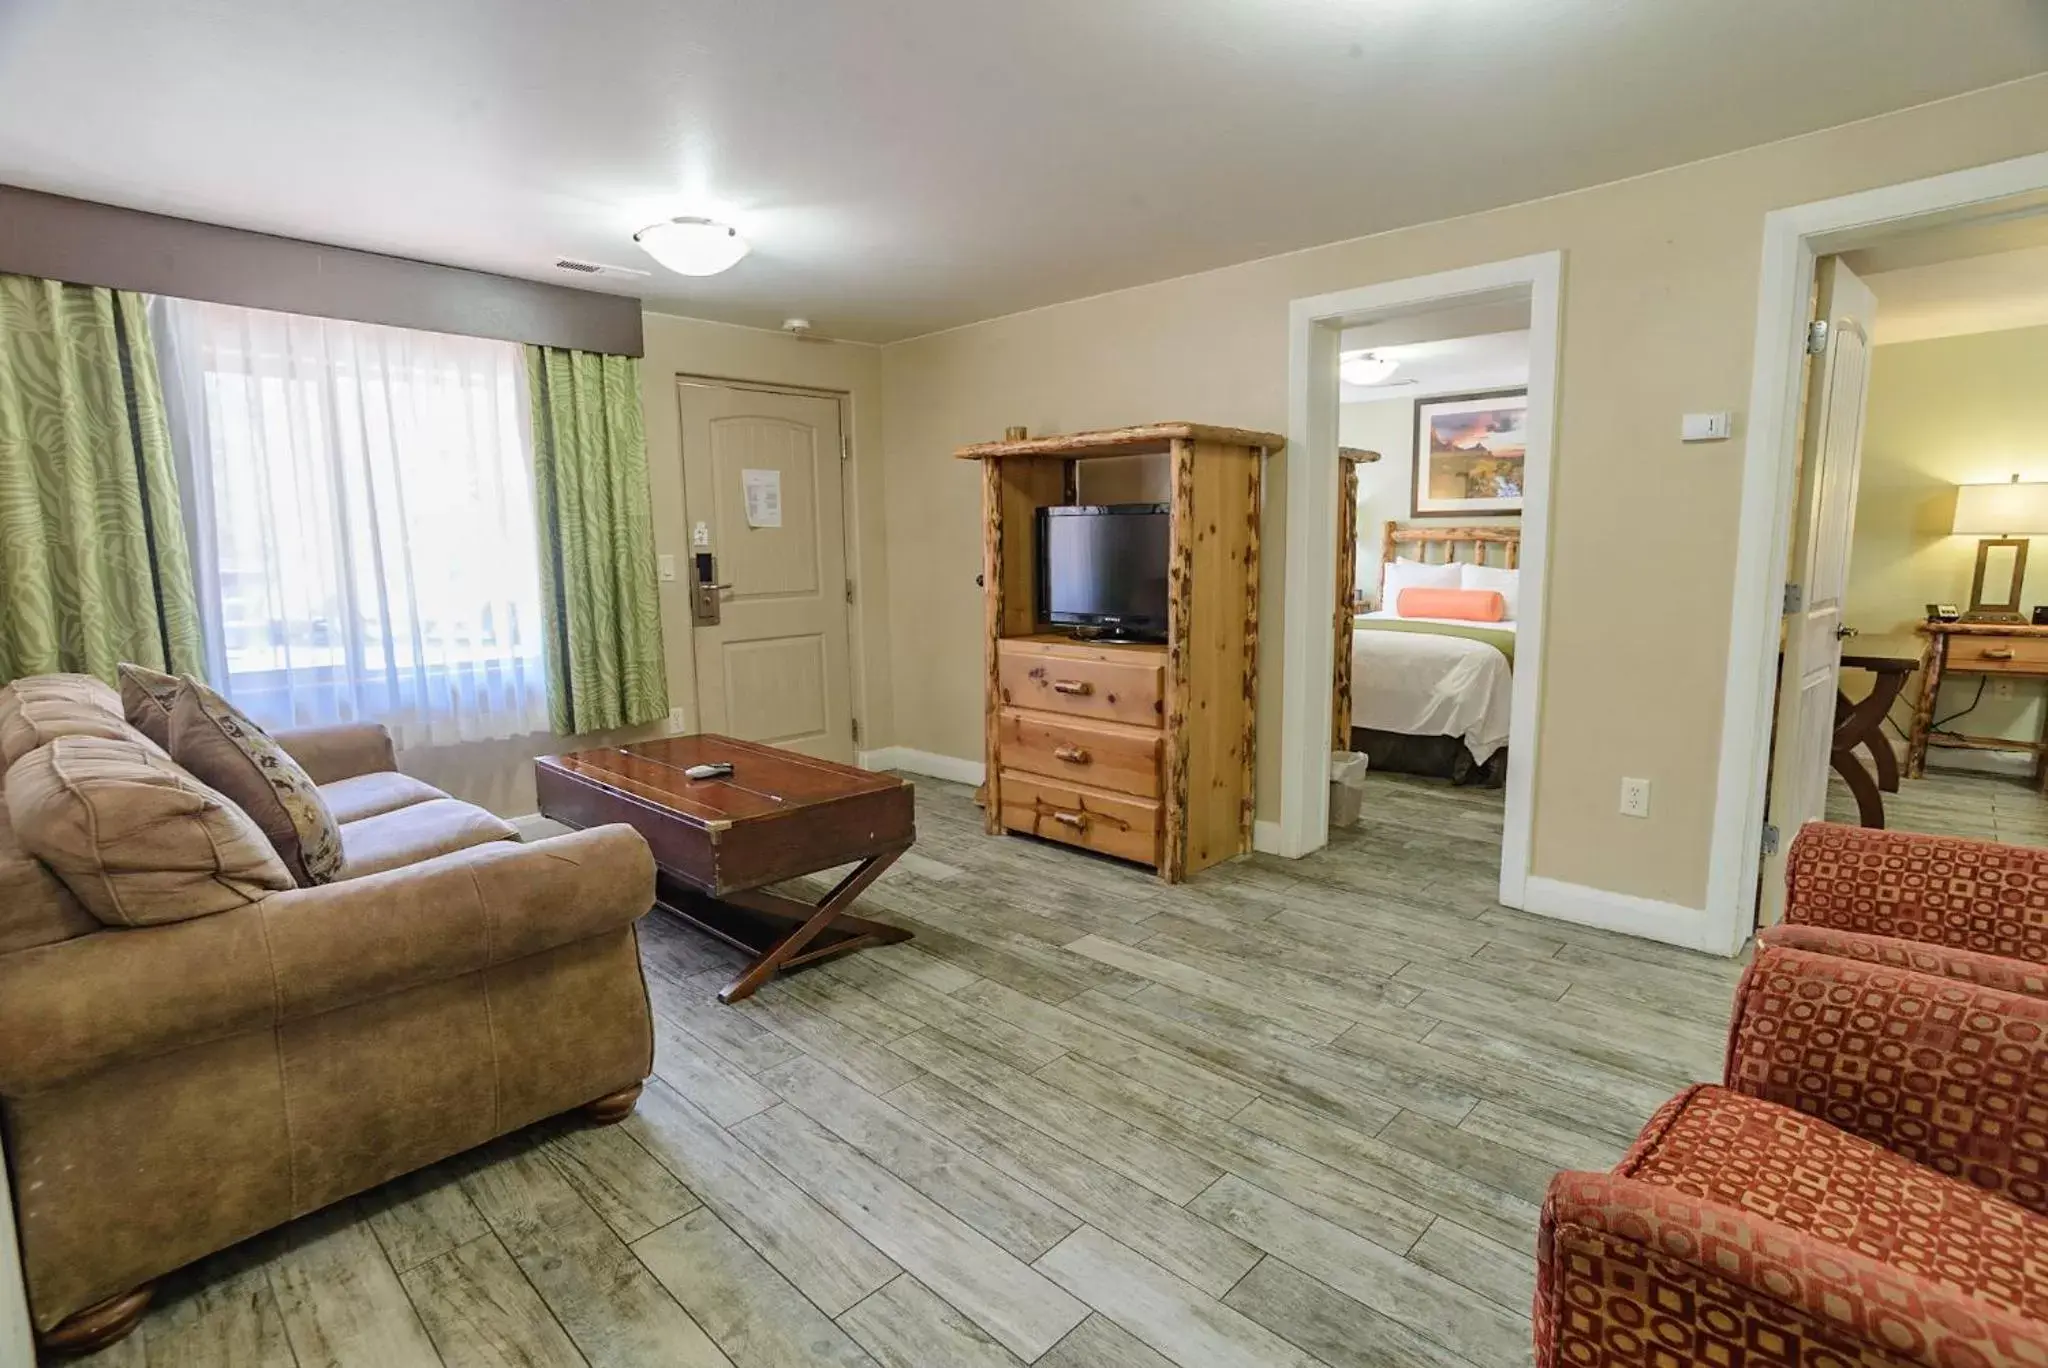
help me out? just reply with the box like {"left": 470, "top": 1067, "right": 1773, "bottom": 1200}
{"left": 0, "top": 674, "right": 657, "bottom": 1353}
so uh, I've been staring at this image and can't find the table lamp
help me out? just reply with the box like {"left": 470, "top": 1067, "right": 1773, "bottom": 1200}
{"left": 1952, "top": 475, "right": 2048, "bottom": 622}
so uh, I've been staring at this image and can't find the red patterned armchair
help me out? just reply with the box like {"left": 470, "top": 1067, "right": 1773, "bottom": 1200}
{"left": 1535, "top": 940, "right": 2048, "bottom": 1367}
{"left": 1784, "top": 820, "right": 2048, "bottom": 964}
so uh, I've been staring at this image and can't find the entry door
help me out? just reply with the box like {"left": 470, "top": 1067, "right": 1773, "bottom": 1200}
{"left": 1759, "top": 257, "right": 1876, "bottom": 924}
{"left": 676, "top": 381, "right": 855, "bottom": 763}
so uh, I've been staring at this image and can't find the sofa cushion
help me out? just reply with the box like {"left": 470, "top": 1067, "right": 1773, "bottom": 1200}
{"left": 4, "top": 734, "right": 295, "bottom": 926}
{"left": 1622, "top": 1084, "right": 2048, "bottom": 1321}
{"left": 117, "top": 662, "right": 183, "bottom": 749}
{"left": 339, "top": 798, "right": 518, "bottom": 879}
{"left": 0, "top": 674, "right": 134, "bottom": 768}
{"left": 319, "top": 771, "right": 447, "bottom": 826}
{"left": 168, "top": 679, "right": 344, "bottom": 886}
{"left": 0, "top": 790, "right": 99, "bottom": 952}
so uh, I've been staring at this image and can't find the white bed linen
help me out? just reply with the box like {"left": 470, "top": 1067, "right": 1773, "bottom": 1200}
{"left": 1349, "top": 612, "right": 1514, "bottom": 762}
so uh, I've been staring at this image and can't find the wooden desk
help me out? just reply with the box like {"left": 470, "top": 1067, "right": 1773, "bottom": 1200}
{"left": 1906, "top": 622, "right": 2048, "bottom": 791}
{"left": 534, "top": 735, "right": 915, "bottom": 1003}
{"left": 1833, "top": 637, "right": 1919, "bottom": 827}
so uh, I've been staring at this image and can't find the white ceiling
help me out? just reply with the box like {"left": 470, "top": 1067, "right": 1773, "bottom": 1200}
{"left": 1856, "top": 209, "right": 2048, "bottom": 345}
{"left": 1338, "top": 328, "right": 1529, "bottom": 403}
{"left": 2, "top": 1, "right": 2045, "bottom": 343}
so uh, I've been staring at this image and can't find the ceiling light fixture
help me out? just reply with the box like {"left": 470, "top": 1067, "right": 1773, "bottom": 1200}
{"left": 633, "top": 217, "right": 750, "bottom": 276}
{"left": 1340, "top": 352, "right": 1399, "bottom": 386}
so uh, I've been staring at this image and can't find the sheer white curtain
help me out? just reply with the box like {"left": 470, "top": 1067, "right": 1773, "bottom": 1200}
{"left": 152, "top": 299, "right": 551, "bottom": 748}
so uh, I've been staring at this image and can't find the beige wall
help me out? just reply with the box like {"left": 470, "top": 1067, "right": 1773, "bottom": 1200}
{"left": 1845, "top": 324, "right": 2048, "bottom": 754}
{"left": 403, "top": 311, "right": 892, "bottom": 815}
{"left": 877, "top": 75, "right": 2048, "bottom": 910}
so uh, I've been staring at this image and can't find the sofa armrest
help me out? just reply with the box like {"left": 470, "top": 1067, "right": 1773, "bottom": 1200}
{"left": 1786, "top": 821, "right": 2048, "bottom": 962}
{"left": 1538, "top": 1170, "right": 2039, "bottom": 1368}
{"left": 0, "top": 824, "right": 655, "bottom": 1094}
{"left": 1725, "top": 942, "right": 2048, "bottom": 1215}
{"left": 274, "top": 723, "right": 398, "bottom": 784}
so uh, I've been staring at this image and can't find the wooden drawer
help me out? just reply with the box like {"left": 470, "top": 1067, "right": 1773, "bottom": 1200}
{"left": 1947, "top": 636, "right": 2048, "bottom": 673}
{"left": 996, "top": 640, "right": 1164, "bottom": 728}
{"left": 997, "top": 772, "right": 1161, "bottom": 867}
{"left": 998, "top": 710, "right": 1161, "bottom": 799}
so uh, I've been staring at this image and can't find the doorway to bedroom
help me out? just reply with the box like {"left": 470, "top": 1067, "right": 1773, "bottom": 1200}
{"left": 1328, "top": 296, "right": 1532, "bottom": 895}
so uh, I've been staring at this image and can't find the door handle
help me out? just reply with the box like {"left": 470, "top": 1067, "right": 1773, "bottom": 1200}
{"left": 691, "top": 553, "right": 727, "bottom": 625}
{"left": 1834, "top": 625, "right": 1858, "bottom": 640}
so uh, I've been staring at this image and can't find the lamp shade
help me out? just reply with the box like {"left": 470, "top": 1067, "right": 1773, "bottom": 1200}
{"left": 1952, "top": 479, "right": 2048, "bottom": 536}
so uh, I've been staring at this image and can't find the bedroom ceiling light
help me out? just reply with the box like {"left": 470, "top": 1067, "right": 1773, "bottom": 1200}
{"left": 1340, "top": 351, "right": 1399, "bottom": 386}
{"left": 633, "top": 217, "right": 750, "bottom": 276}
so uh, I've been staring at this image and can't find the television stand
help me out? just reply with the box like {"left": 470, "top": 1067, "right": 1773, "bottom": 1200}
{"left": 958, "top": 422, "right": 1282, "bottom": 882}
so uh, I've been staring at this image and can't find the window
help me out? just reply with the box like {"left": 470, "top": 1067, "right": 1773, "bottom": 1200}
{"left": 153, "top": 299, "right": 550, "bottom": 747}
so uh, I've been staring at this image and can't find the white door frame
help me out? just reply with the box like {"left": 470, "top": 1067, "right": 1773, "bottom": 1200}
{"left": 1705, "top": 150, "right": 2048, "bottom": 953}
{"left": 1277, "top": 251, "right": 1563, "bottom": 912}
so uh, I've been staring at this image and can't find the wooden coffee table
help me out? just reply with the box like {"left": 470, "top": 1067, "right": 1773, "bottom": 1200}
{"left": 534, "top": 735, "right": 915, "bottom": 1003}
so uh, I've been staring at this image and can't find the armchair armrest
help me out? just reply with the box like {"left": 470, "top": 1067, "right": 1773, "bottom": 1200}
{"left": 0, "top": 825, "right": 654, "bottom": 1094}
{"left": 1539, "top": 1170, "right": 2040, "bottom": 1368}
{"left": 1786, "top": 821, "right": 2048, "bottom": 962}
{"left": 1725, "top": 942, "right": 2048, "bottom": 1215}
{"left": 274, "top": 723, "right": 398, "bottom": 784}
{"left": 1758, "top": 923, "right": 2048, "bottom": 999}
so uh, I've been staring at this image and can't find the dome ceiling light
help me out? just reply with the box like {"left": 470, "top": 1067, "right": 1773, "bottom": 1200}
{"left": 1340, "top": 351, "right": 1399, "bottom": 386}
{"left": 633, "top": 217, "right": 750, "bottom": 276}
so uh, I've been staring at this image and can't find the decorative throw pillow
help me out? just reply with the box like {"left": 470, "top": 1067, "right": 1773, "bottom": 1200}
{"left": 167, "top": 679, "right": 344, "bottom": 885}
{"left": 118, "top": 662, "right": 184, "bottom": 748}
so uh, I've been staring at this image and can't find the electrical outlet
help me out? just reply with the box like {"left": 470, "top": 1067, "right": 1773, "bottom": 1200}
{"left": 1991, "top": 677, "right": 2019, "bottom": 700}
{"left": 1620, "top": 777, "right": 1651, "bottom": 819}
{"left": 666, "top": 708, "right": 688, "bottom": 733}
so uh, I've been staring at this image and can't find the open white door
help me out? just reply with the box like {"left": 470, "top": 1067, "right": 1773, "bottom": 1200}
{"left": 1759, "top": 257, "right": 1876, "bottom": 925}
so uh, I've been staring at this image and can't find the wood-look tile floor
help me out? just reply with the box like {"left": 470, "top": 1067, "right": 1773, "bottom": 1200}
{"left": 73, "top": 773, "right": 1752, "bottom": 1368}
{"left": 1826, "top": 760, "right": 2048, "bottom": 845}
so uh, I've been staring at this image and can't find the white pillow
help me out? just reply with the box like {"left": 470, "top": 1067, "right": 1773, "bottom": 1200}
{"left": 1381, "top": 557, "right": 1461, "bottom": 608}
{"left": 1460, "top": 562, "right": 1520, "bottom": 620}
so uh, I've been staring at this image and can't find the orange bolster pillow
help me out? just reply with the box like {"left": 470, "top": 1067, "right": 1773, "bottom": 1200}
{"left": 1396, "top": 587, "right": 1505, "bottom": 622}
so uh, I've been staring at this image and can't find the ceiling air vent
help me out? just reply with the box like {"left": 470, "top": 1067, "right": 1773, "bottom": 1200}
{"left": 550, "top": 258, "right": 652, "bottom": 281}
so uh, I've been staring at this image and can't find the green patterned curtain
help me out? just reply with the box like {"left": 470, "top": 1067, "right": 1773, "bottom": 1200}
{"left": 527, "top": 345, "right": 668, "bottom": 734}
{"left": 0, "top": 274, "right": 202, "bottom": 686}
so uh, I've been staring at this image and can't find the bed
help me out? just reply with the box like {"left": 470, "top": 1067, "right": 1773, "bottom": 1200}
{"left": 1337, "top": 524, "right": 1519, "bottom": 784}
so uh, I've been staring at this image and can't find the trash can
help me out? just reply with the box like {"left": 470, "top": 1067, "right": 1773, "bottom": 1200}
{"left": 1328, "top": 750, "right": 1370, "bottom": 828}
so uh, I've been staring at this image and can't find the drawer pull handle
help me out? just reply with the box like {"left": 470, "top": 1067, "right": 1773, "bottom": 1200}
{"left": 1051, "top": 679, "right": 1094, "bottom": 697}
{"left": 1983, "top": 647, "right": 2018, "bottom": 660}
{"left": 1052, "top": 811, "right": 1089, "bottom": 831}
{"left": 1053, "top": 745, "right": 1092, "bottom": 764}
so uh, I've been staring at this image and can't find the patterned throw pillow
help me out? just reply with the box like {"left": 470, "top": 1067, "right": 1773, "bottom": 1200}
{"left": 166, "top": 679, "right": 344, "bottom": 885}
{"left": 117, "top": 662, "right": 184, "bottom": 749}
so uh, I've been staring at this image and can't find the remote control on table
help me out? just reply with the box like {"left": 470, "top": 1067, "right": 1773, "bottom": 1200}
{"left": 684, "top": 762, "right": 734, "bottom": 780}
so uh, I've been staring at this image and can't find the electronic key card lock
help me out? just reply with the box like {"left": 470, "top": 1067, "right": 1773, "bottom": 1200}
{"left": 691, "top": 551, "right": 731, "bottom": 625}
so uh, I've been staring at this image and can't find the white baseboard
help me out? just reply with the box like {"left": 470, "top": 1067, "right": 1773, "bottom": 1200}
{"left": 1252, "top": 819, "right": 1286, "bottom": 855}
{"left": 860, "top": 747, "right": 986, "bottom": 787}
{"left": 1523, "top": 875, "right": 1745, "bottom": 957}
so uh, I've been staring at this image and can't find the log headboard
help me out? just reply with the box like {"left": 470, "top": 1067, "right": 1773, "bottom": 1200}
{"left": 1381, "top": 524, "right": 1521, "bottom": 579}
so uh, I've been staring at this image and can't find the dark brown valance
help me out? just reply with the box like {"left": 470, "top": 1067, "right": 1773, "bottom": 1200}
{"left": 0, "top": 185, "right": 643, "bottom": 357}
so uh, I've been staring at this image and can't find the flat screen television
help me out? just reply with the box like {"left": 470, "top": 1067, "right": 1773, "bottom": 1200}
{"left": 1036, "top": 503, "right": 1171, "bottom": 640}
